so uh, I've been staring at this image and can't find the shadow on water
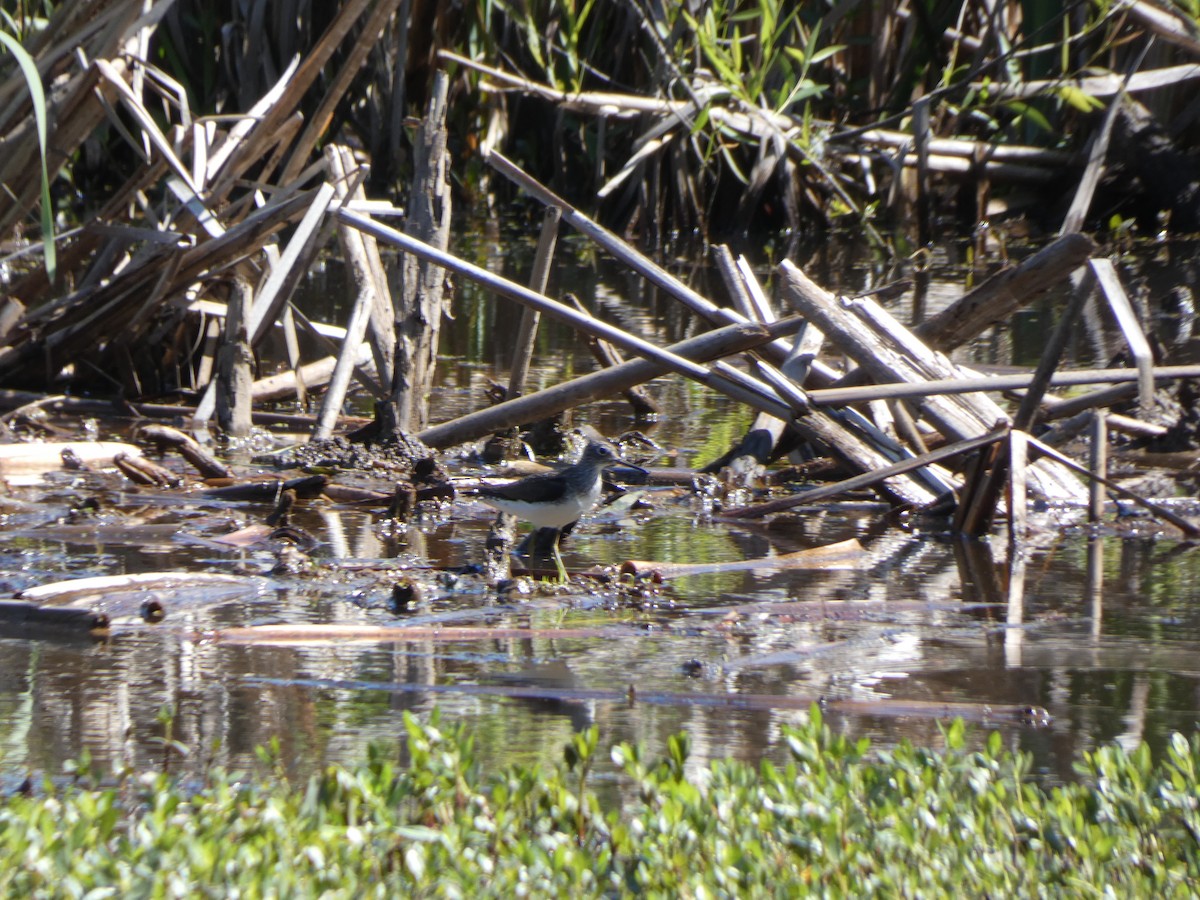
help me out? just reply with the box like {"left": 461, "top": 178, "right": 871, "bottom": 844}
{"left": 3, "top": 224, "right": 1200, "bottom": 788}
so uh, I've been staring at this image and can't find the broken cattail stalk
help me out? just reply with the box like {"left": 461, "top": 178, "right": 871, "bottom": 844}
{"left": 326, "top": 145, "right": 395, "bottom": 384}
{"left": 703, "top": 248, "right": 800, "bottom": 475}
{"left": 721, "top": 427, "right": 1008, "bottom": 519}
{"left": 803, "top": 365, "right": 1200, "bottom": 406}
{"left": 959, "top": 277, "right": 1092, "bottom": 536}
{"left": 1089, "top": 411, "right": 1108, "bottom": 523}
{"left": 1027, "top": 435, "right": 1200, "bottom": 537}
{"left": 1088, "top": 258, "right": 1155, "bottom": 409}
{"left": 822, "top": 232, "right": 1096, "bottom": 396}
{"left": 567, "top": 293, "right": 659, "bottom": 418}
{"left": 484, "top": 150, "right": 798, "bottom": 362}
{"left": 508, "top": 206, "right": 562, "bottom": 399}
{"left": 1008, "top": 430, "right": 1029, "bottom": 543}
{"left": 138, "top": 424, "right": 232, "bottom": 479}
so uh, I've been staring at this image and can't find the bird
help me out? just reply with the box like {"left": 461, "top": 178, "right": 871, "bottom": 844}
{"left": 476, "top": 438, "right": 645, "bottom": 581}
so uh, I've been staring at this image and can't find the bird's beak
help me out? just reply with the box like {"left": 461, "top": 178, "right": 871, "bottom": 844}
{"left": 610, "top": 454, "right": 649, "bottom": 482}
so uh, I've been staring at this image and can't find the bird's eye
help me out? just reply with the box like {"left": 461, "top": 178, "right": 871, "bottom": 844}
{"left": 597, "top": 445, "right": 612, "bottom": 457}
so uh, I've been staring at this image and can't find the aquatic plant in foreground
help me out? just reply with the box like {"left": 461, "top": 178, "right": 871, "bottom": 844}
{"left": 1, "top": 707, "right": 1199, "bottom": 897}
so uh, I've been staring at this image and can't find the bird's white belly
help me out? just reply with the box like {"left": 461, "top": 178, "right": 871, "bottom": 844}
{"left": 537, "top": 479, "right": 602, "bottom": 527}
{"left": 482, "top": 476, "right": 603, "bottom": 529}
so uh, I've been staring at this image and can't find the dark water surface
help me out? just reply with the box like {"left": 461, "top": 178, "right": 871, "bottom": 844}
{"left": 2, "top": 227, "right": 1200, "bottom": 788}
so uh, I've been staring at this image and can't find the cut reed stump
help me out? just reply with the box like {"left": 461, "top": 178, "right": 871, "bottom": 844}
{"left": 375, "top": 69, "right": 452, "bottom": 438}
{"left": 215, "top": 275, "right": 254, "bottom": 437}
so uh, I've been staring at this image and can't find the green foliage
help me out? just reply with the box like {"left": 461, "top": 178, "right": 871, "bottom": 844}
{"left": 3, "top": 708, "right": 1200, "bottom": 896}
{"left": 490, "top": 0, "right": 604, "bottom": 94}
{"left": 684, "top": 0, "right": 838, "bottom": 115}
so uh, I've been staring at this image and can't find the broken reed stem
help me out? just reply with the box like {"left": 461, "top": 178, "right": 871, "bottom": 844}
{"left": 484, "top": 150, "right": 795, "bottom": 363}
{"left": 1089, "top": 412, "right": 1108, "bottom": 523}
{"left": 508, "top": 206, "right": 562, "bottom": 399}
{"left": 958, "top": 278, "right": 1092, "bottom": 536}
{"left": 1008, "top": 430, "right": 1029, "bottom": 544}
{"left": 567, "top": 293, "right": 659, "bottom": 418}
{"left": 1088, "top": 257, "right": 1156, "bottom": 409}
{"left": 312, "top": 250, "right": 382, "bottom": 440}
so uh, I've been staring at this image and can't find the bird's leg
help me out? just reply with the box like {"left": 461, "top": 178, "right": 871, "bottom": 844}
{"left": 550, "top": 529, "right": 569, "bottom": 582}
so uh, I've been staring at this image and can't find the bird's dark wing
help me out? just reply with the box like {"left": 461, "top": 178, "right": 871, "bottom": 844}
{"left": 477, "top": 472, "right": 569, "bottom": 505}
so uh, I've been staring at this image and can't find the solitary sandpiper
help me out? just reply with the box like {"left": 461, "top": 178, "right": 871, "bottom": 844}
{"left": 477, "top": 439, "right": 646, "bottom": 580}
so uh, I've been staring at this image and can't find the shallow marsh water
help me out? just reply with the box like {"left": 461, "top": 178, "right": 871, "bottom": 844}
{"left": 2, "top": 228, "right": 1200, "bottom": 790}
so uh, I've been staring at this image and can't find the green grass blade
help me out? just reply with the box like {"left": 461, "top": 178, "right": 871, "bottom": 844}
{"left": 0, "top": 26, "right": 57, "bottom": 283}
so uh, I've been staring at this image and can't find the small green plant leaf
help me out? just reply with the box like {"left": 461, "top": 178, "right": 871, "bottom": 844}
{"left": 1057, "top": 85, "right": 1104, "bottom": 113}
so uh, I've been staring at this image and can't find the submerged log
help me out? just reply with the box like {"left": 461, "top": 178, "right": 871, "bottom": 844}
{"left": 0, "top": 601, "right": 108, "bottom": 634}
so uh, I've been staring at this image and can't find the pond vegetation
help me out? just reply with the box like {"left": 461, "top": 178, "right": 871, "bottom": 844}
{"left": 5, "top": 710, "right": 1200, "bottom": 897}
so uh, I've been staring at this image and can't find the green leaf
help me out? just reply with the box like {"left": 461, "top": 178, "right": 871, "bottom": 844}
{"left": 1057, "top": 85, "right": 1104, "bottom": 113}
{"left": 1007, "top": 100, "right": 1053, "bottom": 135}
{"left": 807, "top": 44, "right": 845, "bottom": 65}
{"left": 0, "top": 27, "right": 55, "bottom": 283}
